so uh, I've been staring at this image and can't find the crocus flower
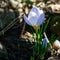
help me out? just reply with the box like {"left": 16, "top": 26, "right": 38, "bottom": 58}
{"left": 23, "top": 7, "right": 45, "bottom": 31}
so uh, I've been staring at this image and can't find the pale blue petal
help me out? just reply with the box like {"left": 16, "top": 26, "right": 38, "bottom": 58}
{"left": 23, "top": 14, "right": 32, "bottom": 26}
{"left": 28, "top": 7, "right": 40, "bottom": 20}
{"left": 36, "top": 13, "right": 45, "bottom": 26}
{"left": 29, "top": 16, "right": 38, "bottom": 26}
{"left": 38, "top": 10, "right": 45, "bottom": 17}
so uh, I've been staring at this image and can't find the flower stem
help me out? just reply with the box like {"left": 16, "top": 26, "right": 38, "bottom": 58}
{"left": 36, "top": 30, "right": 40, "bottom": 55}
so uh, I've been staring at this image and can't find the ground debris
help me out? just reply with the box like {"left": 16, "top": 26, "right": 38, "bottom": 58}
{"left": 20, "top": 31, "right": 35, "bottom": 42}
